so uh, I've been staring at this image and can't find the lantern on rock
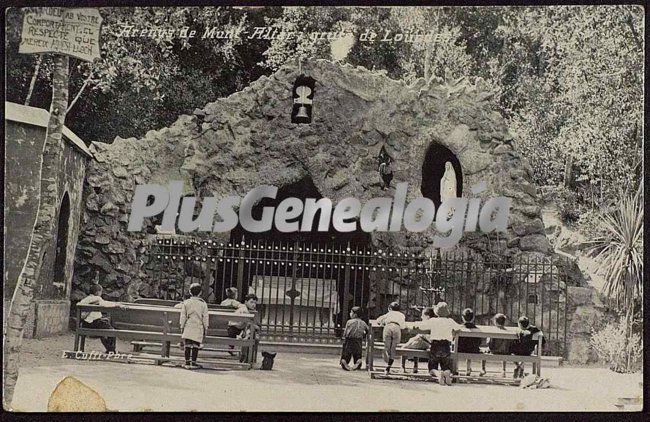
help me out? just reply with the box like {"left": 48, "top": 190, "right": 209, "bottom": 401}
{"left": 291, "top": 75, "right": 316, "bottom": 124}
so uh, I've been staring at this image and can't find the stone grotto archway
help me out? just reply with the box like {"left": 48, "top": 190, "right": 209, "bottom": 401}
{"left": 76, "top": 59, "right": 556, "bottom": 305}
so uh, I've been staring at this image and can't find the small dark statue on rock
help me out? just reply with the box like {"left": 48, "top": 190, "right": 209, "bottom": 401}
{"left": 378, "top": 146, "right": 394, "bottom": 190}
{"left": 260, "top": 351, "right": 277, "bottom": 370}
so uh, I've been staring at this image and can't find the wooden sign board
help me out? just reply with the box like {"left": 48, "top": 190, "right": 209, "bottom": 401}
{"left": 19, "top": 8, "right": 102, "bottom": 62}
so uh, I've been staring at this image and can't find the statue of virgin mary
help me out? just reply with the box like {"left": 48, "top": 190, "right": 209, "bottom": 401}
{"left": 440, "top": 162, "right": 457, "bottom": 218}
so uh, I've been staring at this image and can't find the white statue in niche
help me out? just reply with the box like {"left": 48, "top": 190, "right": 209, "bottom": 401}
{"left": 440, "top": 162, "right": 457, "bottom": 218}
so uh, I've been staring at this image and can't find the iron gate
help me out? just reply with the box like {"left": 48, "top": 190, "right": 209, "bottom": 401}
{"left": 145, "top": 235, "right": 569, "bottom": 354}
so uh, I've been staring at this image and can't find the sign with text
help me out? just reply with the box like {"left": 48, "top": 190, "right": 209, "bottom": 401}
{"left": 19, "top": 8, "right": 102, "bottom": 62}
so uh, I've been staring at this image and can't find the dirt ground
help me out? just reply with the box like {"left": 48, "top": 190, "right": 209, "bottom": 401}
{"left": 10, "top": 332, "right": 644, "bottom": 412}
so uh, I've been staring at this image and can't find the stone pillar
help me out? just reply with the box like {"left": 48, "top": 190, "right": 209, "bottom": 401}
{"left": 565, "top": 286, "right": 612, "bottom": 364}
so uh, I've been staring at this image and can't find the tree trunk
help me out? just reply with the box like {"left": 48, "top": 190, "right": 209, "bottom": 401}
{"left": 563, "top": 155, "right": 574, "bottom": 188}
{"left": 67, "top": 67, "right": 94, "bottom": 114}
{"left": 3, "top": 54, "right": 69, "bottom": 410}
{"left": 24, "top": 55, "right": 43, "bottom": 106}
{"left": 424, "top": 45, "right": 432, "bottom": 82}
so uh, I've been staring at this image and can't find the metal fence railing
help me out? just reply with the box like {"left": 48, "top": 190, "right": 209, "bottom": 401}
{"left": 144, "top": 235, "right": 569, "bottom": 354}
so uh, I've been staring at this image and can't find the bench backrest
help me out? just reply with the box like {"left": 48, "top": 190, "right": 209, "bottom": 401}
{"left": 131, "top": 298, "right": 259, "bottom": 325}
{"left": 134, "top": 298, "right": 234, "bottom": 311}
{"left": 78, "top": 304, "right": 255, "bottom": 336}
{"left": 369, "top": 321, "right": 543, "bottom": 344}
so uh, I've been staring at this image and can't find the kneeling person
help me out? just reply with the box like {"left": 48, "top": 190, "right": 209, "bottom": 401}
{"left": 340, "top": 306, "right": 369, "bottom": 371}
{"left": 427, "top": 302, "right": 460, "bottom": 386}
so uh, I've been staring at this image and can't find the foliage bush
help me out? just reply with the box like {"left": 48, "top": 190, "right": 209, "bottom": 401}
{"left": 589, "top": 186, "right": 643, "bottom": 313}
{"left": 556, "top": 188, "right": 582, "bottom": 224}
{"left": 576, "top": 209, "right": 606, "bottom": 240}
{"left": 590, "top": 319, "right": 642, "bottom": 373}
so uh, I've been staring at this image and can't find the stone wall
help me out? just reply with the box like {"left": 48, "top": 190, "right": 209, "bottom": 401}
{"left": 5, "top": 119, "right": 88, "bottom": 301}
{"left": 564, "top": 286, "right": 615, "bottom": 364}
{"left": 2, "top": 299, "right": 70, "bottom": 339}
{"left": 5, "top": 105, "right": 90, "bottom": 338}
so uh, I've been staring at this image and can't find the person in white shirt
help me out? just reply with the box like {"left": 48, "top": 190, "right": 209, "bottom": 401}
{"left": 425, "top": 302, "right": 461, "bottom": 386}
{"left": 77, "top": 284, "right": 124, "bottom": 353}
{"left": 376, "top": 301, "right": 406, "bottom": 374}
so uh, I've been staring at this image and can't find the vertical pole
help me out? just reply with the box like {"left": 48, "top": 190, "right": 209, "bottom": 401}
{"left": 162, "top": 311, "right": 170, "bottom": 358}
{"left": 74, "top": 305, "right": 81, "bottom": 351}
{"left": 367, "top": 322, "right": 374, "bottom": 371}
{"left": 288, "top": 242, "right": 298, "bottom": 335}
{"left": 342, "top": 243, "right": 351, "bottom": 332}
{"left": 236, "top": 238, "right": 245, "bottom": 301}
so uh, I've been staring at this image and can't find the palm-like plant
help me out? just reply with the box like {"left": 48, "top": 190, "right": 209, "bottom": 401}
{"left": 588, "top": 184, "right": 643, "bottom": 372}
{"left": 589, "top": 185, "right": 643, "bottom": 314}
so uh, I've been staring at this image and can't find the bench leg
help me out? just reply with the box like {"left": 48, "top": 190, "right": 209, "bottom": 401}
{"left": 79, "top": 336, "right": 86, "bottom": 351}
{"left": 74, "top": 333, "right": 80, "bottom": 351}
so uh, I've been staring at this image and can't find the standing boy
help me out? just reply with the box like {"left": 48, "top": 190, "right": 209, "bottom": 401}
{"left": 376, "top": 302, "right": 406, "bottom": 374}
{"left": 179, "top": 283, "right": 210, "bottom": 369}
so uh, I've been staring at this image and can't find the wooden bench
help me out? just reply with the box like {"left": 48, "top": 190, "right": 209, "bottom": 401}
{"left": 367, "top": 320, "right": 544, "bottom": 384}
{"left": 128, "top": 298, "right": 259, "bottom": 356}
{"left": 452, "top": 326, "right": 544, "bottom": 381}
{"left": 72, "top": 304, "right": 259, "bottom": 369}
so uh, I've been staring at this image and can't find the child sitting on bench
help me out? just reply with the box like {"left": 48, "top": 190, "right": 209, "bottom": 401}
{"left": 220, "top": 287, "right": 241, "bottom": 308}
{"left": 401, "top": 307, "right": 436, "bottom": 373}
{"left": 510, "top": 316, "right": 546, "bottom": 378}
{"left": 228, "top": 294, "right": 259, "bottom": 363}
{"left": 376, "top": 301, "right": 405, "bottom": 374}
{"left": 77, "top": 284, "right": 124, "bottom": 353}
{"left": 179, "top": 283, "right": 209, "bottom": 369}
{"left": 456, "top": 308, "right": 482, "bottom": 376}
{"left": 480, "top": 313, "right": 513, "bottom": 377}
{"left": 340, "top": 306, "right": 369, "bottom": 371}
